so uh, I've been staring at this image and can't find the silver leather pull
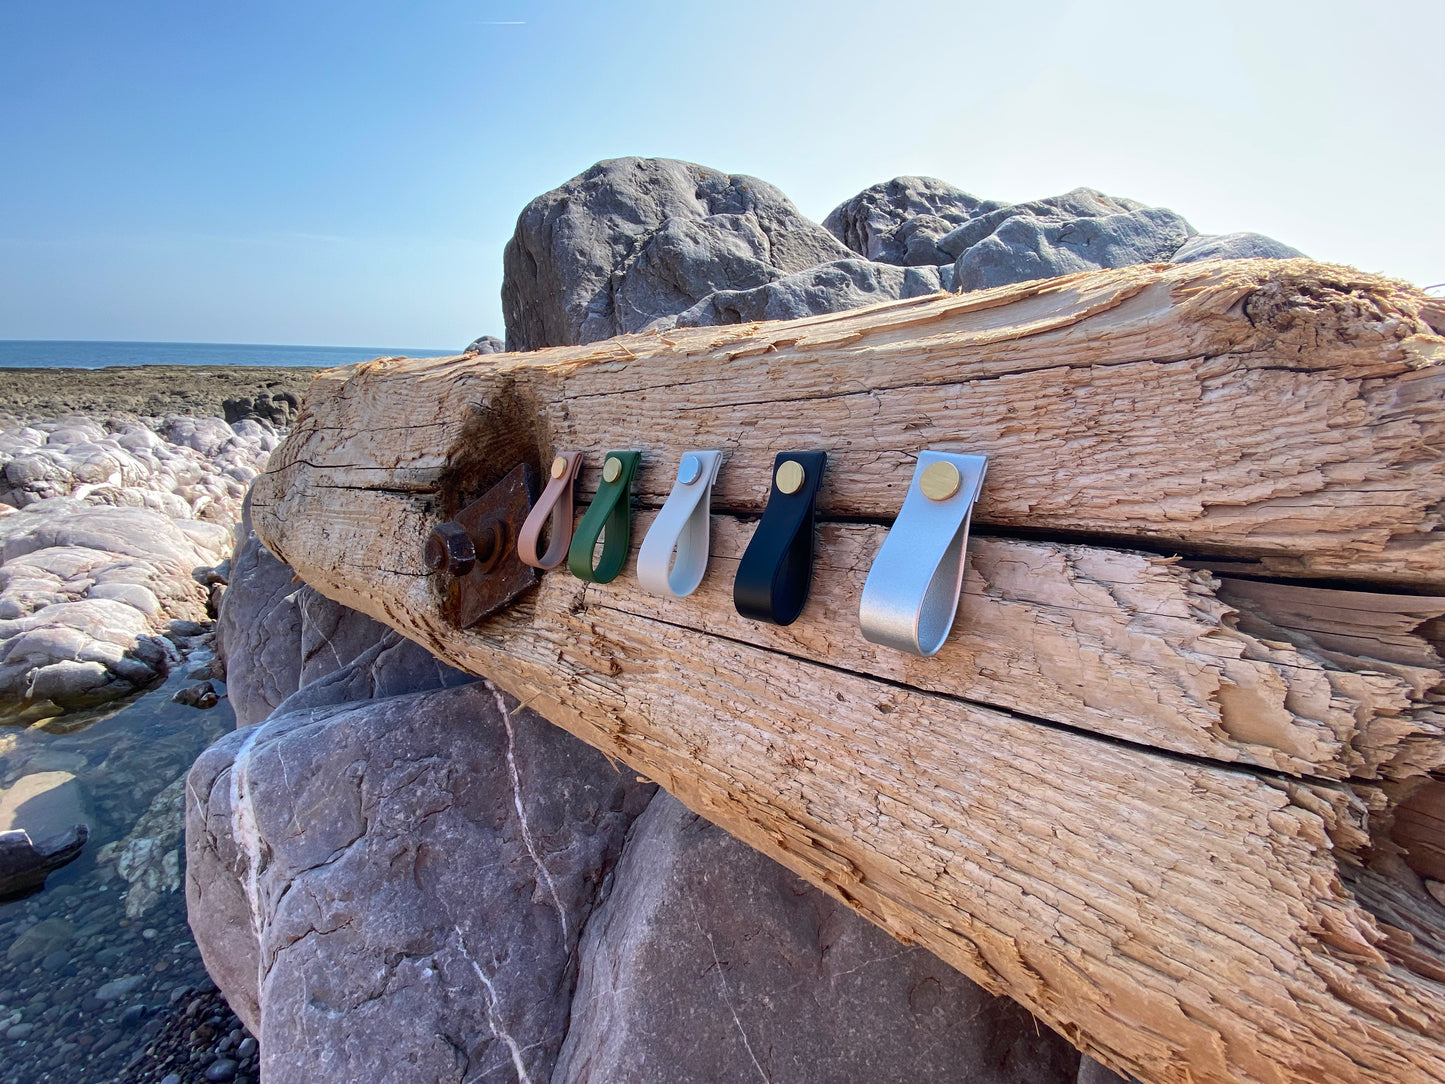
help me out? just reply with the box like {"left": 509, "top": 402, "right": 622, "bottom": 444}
{"left": 858, "top": 451, "right": 987, "bottom": 657}
{"left": 638, "top": 450, "right": 725, "bottom": 598}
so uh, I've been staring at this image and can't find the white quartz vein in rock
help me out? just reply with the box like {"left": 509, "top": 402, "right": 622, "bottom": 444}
{"left": 484, "top": 679, "right": 568, "bottom": 941}
{"left": 694, "top": 900, "right": 771, "bottom": 1084}
{"left": 454, "top": 925, "right": 536, "bottom": 1084}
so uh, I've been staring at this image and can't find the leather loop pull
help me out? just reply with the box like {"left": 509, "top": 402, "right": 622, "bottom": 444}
{"left": 568, "top": 450, "right": 641, "bottom": 584}
{"left": 638, "top": 450, "right": 725, "bottom": 598}
{"left": 518, "top": 451, "right": 584, "bottom": 569}
{"left": 859, "top": 450, "right": 987, "bottom": 657}
{"left": 734, "top": 450, "right": 827, "bottom": 626}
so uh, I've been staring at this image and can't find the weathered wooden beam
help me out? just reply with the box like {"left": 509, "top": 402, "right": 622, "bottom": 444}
{"left": 264, "top": 259, "right": 1445, "bottom": 586}
{"left": 252, "top": 260, "right": 1445, "bottom": 1084}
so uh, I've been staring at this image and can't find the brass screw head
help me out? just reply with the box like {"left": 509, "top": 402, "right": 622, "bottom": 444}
{"left": 775, "top": 460, "right": 805, "bottom": 495}
{"left": 603, "top": 455, "right": 623, "bottom": 484}
{"left": 919, "top": 460, "right": 962, "bottom": 501}
{"left": 550, "top": 455, "right": 567, "bottom": 480}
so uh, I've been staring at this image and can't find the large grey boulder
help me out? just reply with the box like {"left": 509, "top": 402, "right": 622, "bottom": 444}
{"left": 501, "top": 157, "right": 855, "bottom": 350}
{"left": 1172, "top": 231, "right": 1306, "bottom": 263}
{"left": 502, "top": 161, "right": 1306, "bottom": 352}
{"left": 939, "top": 188, "right": 1195, "bottom": 291}
{"left": 823, "top": 176, "right": 1003, "bottom": 266}
{"left": 215, "top": 531, "right": 471, "bottom": 727}
{"left": 664, "top": 259, "right": 946, "bottom": 330}
{"left": 185, "top": 680, "right": 656, "bottom": 1083}
{"left": 464, "top": 335, "right": 505, "bottom": 355}
{"left": 554, "top": 791, "right": 1081, "bottom": 1084}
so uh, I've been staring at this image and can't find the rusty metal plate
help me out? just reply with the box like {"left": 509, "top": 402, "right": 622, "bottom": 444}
{"left": 434, "top": 462, "right": 539, "bottom": 628}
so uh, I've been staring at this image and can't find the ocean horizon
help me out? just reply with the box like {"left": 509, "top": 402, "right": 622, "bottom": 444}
{"left": 0, "top": 338, "right": 455, "bottom": 370}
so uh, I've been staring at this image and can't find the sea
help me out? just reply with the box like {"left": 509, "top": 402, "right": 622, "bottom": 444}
{"left": 0, "top": 339, "right": 453, "bottom": 369}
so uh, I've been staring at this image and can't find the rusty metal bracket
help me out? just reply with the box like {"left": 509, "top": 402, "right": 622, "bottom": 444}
{"left": 423, "top": 462, "right": 539, "bottom": 628}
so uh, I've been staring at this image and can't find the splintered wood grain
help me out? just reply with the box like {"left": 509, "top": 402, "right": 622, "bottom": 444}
{"left": 250, "top": 259, "right": 1445, "bottom": 1084}
{"left": 252, "top": 467, "right": 1445, "bottom": 1083}
{"left": 251, "top": 478, "right": 1445, "bottom": 1084}
{"left": 265, "top": 260, "right": 1445, "bottom": 586}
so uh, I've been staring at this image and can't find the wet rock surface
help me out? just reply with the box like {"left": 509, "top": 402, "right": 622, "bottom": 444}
{"left": 1, "top": 656, "right": 234, "bottom": 1084}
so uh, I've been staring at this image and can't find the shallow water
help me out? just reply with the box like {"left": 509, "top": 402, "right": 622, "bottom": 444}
{"left": 0, "top": 655, "right": 234, "bottom": 1083}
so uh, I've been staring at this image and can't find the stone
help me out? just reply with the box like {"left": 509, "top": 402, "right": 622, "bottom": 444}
{"left": 205, "top": 1057, "right": 239, "bottom": 1081}
{"left": 172, "top": 681, "right": 219, "bottom": 709}
{"left": 5, "top": 917, "right": 73, "bottom": 962}
{"left": 553, "top": 792, "right": 1081, "bottom": 1084}
{"left": 215, "top": 532, "right": 471, "bottom": 728}
{"left": 662, "top": 259, "right": 945, "bottom": 330}
{"left": 5, "top": 1021, "right": 34, "bottom": 1040}
{"left": 0, "top": 505, "right": 233, "bottom": 717}
{"left": 185, "top": 680, "right": 655, "bottom": 1081}
{"left": 236, "top": 1036, "right": 257, "bottom": 1059}
{"left": 95, "top": 975, "right": 144, "bottom": 1001}
{"left": 464, "top": 335, "right": 504, "bottom": 354}
{"left": 501, "top": 157, "right": 854, "bottom": 349}
{"left": 945, "top": 189, "right": 1196, "bottom": 292}
{"left": 222, "top": 394, "right": 297, "bottom": 429}
{"left": 1172, "top": 231, "right": 1305, "bottom": 262}
{"left": 1078, "top": 1057, "right": 1135, "bottom": 1084}
{"left": 40, "top": 949, "right": 69, "bottom": 971}
{"left": 824, "top": 176, "right": 1003, "bottom": 265}
{"left": 0, "top": 771, "right": 87, "bottom": 850}
{"left": 96, "top": 773, "right": 187, "bottom": 918}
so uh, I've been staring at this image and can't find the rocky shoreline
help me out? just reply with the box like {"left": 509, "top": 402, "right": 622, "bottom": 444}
{"left": 0, "top": 367, "right": 317, "bottom": 427}
{"left": 0, "top": 366, "right": 326, "bottom": 1082}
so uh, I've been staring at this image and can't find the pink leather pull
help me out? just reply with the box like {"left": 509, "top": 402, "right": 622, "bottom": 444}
{"left": 518, "top": 451, "right": 584, "bottom": 569}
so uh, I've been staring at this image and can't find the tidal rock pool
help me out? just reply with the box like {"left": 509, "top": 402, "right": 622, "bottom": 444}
{"left": 1, "top": 652, "right": 256, "bottom": 1084}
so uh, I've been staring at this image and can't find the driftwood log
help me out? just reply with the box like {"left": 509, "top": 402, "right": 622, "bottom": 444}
{"left": 252, "top": 260, "right": 1445, "bottom": 1084}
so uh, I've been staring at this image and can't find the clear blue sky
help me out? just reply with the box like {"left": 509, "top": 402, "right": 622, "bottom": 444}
{"left": 2, "top": 0, "right": 1439, "bottom": 350}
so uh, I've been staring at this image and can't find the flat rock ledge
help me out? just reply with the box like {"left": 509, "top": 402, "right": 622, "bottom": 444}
{"left": 0, "top": 414, "right": 278, "bottom": 719}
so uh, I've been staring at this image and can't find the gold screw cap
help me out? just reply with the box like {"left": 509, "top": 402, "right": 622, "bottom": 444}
{"left": 550, "top": 456, "right": 567, "bottom": 480}
{"left": 775, "top": 460, "right": 805, "bottom": 495}
{"left": 603, "top": 456, "right": 622, "bottom": 483}
{"left": 919, "top": 460, "right": 961, "bottom": 501}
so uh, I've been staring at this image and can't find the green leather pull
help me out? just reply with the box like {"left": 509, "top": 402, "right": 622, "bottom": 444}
{"left": 568, "top": 450, "right": 642, "bottom": 584}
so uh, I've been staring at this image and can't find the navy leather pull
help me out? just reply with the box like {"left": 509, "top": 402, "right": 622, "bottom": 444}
{"left": 734, "top": 451, "right": 827, "bottom": 626}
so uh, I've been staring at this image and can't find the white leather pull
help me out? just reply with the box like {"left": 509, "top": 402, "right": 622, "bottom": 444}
{"left": 858, "top": 450, "right": 987, "bottom": 657}
{"left": 638, "top": 450, "right": 725, "bottom": 598}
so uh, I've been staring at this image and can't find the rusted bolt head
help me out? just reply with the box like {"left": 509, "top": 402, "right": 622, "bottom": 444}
{"left": 472, "top": 519, "right": 507, "bottom": 574}
{"left": 424, "top": 521, "right": 476, "bottom": 577}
